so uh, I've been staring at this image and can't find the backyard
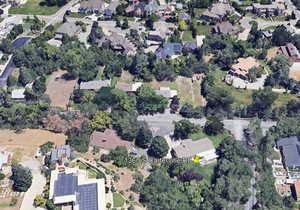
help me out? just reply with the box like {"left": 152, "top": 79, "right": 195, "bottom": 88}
{"left": 45, "top": 70, "right": 78, "bottom": 109}
{"left": 9, "top": 0, "right": 61, "bottom": 15}
{"left": 0, "top": 129, "right": 66, "bottom": 161}
{"left": 113, "top": 192, "right": 125, "bottom": 208}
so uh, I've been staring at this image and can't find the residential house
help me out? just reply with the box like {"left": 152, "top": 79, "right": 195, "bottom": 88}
{"left": 277, "top": 43, "right": 300, "bottom": 62}
{"left": 251, "top": 2, "right": 285, "bottom": 16}
{"left": 80, "top": 80, "right": 111, "bottom": 90}
{"left": 55, "top": 22, "right": 81, "bottom": 40}
{"left": 115, "top": 82, "right": 142, "bottom": 92}
{"left": 49, "top": 166, "right": 106, "bottom": 210}
{"left": 277, "top": 136, "right": 300, "bottom": 170}
{"left": 228, "top": 57, "right": 260, "bottom": 80}
{"left": 125, "top": 1, "right": 145, "bottom": 17}
{"left": 211, "top": 21, "right": 239, "bottom": 35}
{"left": 293, "top": 180, "right": 300, "bottom": 201}
{"left": 11, "top": 88, "right": 25, "bottom": 101}
{"left": 89, "top": 129, "right": 131, "bottom": 150}
{"left": 50, "top": 145, "right": 71, "bottom": 165}
{"left": 0, "top": 149, "right": 12, "bottom": 171}
{"left": 78, "top": 0, "right": 107, "bottom": 14}
{"left": 155, "top": 87, "right": 177, "bottom": 98}
{"left": 97, "top": 33, "right": 136, "bottom": 55}
{"left": 145, "top": 0, "right": 175, "bottom": 18}
{"left": 171, "top": 138, "right": 218, "bottom": 164}
{"left": 201, "top": 3, "right": 235, "bottom": 22}
{"left": 155, "top": 42, "right": 182, "bottom": 60}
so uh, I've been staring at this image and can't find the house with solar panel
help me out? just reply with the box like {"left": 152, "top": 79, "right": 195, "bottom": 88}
{"left": 49, "top": 167, "right": 106, "bottom": 210}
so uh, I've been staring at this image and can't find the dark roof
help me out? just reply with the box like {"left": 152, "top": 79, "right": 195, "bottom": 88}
{"left": 178, "top": 13, "right": 191, "bottom": 20}
{"left": 277, "top": 136, "right": 300, "bottom": 168}
{"left": 104, "top": 8, "right": 112, "bottom": 16}
{"left": 155, "top": 43, "right": 182, "bottom": 60}
{"left": 54, "top": 173, "right": 78, "bottom": 196}
{"left": 78, "top": 183, "right": 98, "bottom": 210}
{"left": 147, "top": 34, "right": 163, "bottom": 42}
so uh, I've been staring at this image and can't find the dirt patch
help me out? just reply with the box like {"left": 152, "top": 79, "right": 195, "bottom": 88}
{"left": 0, "top": 129, "right": 66, "bottom": 161}
{"left": 45, "top": 70, "right": 78, "bottom": 110}
{"left": 267, "top": 47, "right": 278, "bottom": 61}
{"left": 0, "top": 196, "right": 23, "bottom": 210}
{"left": 204, "top": 54, "right": 214, "bottom": 63}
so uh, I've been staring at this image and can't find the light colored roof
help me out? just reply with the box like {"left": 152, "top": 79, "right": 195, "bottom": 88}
{"left": 11, "top": 88, "right": 25, "bottom": 99}
{"left": 51, "top": 145, "right": 71, "bottom": 162}
{"left": 295, "top": 180, "right": 300, "bottom": 198}
{"left": 253, "top": 2, "right": 285, "bottom": 10}
{"left": 80, "top": 0, "right": 106, "bottom": 10}
{"left": 231, "top": 57, "right": 259, "bottom": 76}
{"left": 155, "top": 87, "right": 177, "bottom": 98}
{"left": 172, "top": 138, "right": 215, "bottom": 158}
{"left": 80, "top": 80, "right": 110, "bottom": 90}
{"left": 115, "top": 82, "right": 142, "bottom": 92}
{"left": 203, "top": 3, "right": 234, "bottom": 19}
{"left": 196, "top": 35, "right": 205, "bottom": 47}
{"left": 56, "top": 22, "right": 81, "bottom": 37}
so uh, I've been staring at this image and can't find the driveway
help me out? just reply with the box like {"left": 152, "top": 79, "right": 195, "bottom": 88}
{"left": 138, "top": 113, "right": 276, "bottom": 141}
{"left": 20, "top": 158, "right": 46, "bottom": 210}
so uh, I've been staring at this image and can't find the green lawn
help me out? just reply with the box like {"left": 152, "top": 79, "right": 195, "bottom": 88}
{"left": 0, "top": 203, "right": 10, "bottom": 207}
{"left": 196, "top": 25, "right": 212, "bottom": 35}
{"left": 184, "top": 162, "right": 216, "bottom": 184}
{"left": 67, "top": 12, "right": 89, "bottom": 18}
{"left": 9, "top": 0, "right": 61, "bottom": 15}
{"left": 209, "top": 69, "right": 254, "bottom": 107}
{"left": 189, "top": 130, "right": 231, "bottom": 148}
{"left": 113, "top": 192, "right": 125, "bottom": 208}
{"left": 182, "top": 31, "right": 194, "bottom": 42}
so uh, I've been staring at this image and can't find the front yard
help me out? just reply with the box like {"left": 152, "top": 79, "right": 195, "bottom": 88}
{"left": 9, "top": 0, "right": 61, "bottom": 15}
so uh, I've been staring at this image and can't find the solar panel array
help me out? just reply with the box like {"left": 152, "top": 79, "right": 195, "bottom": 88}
{"left": 54, "top": 173, "right": 78, "bottom": 196}
{"left": 77, "top": 183, "right": 98, "bottom": 210}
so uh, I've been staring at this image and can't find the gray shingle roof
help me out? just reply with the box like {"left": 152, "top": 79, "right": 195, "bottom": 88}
{"left": 277, "top": 136, "right": 300, "bottom": 168}
{"left": 172, "top": 138, "right": 215, "bottom": 158}
{"left": 56, "top": 22, "right": 81, "bottom": 37}
{"left": 80, "top": 80, "right": 110, "bottom": 90}
{"left": 51, "top": 145, "right": 71, "bottom": 162}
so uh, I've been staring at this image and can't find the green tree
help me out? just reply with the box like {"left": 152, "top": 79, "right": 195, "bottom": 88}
{"left": 90, "top": 111, "right": 112, "bottom": 131}
{"left": 173, "top": 119, "right": 200, "bottom": 140}
{"left": 18, "top": 69, "right": 33, "bottom": 86}
{"left": 148, "top": 136, "right": 169, "bottom": 158}
{"left": 178, "top": 20, "right": 188, "bottom": 31}
{"left": 136, "top": 86, "right": 168, "bottom": 115}
{"left": 135, "top": 122, "right": 153, "bottom": 148}
{"left": 11, "top": 164, "right": 32, "bottom": 192}
{"left": 204, "top": 117, "right": 224, "bottom": 135}
{"left": 34, "top": 195, "right": 45, "bottom": 207}
{"left": 272, "top": 25, "right": 291, "bottom": 46}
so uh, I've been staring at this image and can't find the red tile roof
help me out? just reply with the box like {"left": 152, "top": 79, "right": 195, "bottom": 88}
{"left": 89, "top": 129, "right": 131, "bottom": 150}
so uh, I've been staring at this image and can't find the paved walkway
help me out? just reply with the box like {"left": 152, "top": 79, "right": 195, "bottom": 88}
{"left": 20, "top": 158, "right": 46, "bottom": 210}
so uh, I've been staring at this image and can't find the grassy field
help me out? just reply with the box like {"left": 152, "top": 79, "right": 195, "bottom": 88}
{"left": 184, "top": 162, "right": 216, "bottom": 184}
{"left": 113, "top": 192, "right": 125, "bottom": 208}
{"left": 182, "top": 31, "right": 194, "bottom": 42}
{"left": 9, "top": 0, "right": 61, "bottom": 15}
{"left": 189, "top": 130, "right": 231, "bottom": 148}
{"left": 196, "top": 25, "right": 212, "bottom": 35}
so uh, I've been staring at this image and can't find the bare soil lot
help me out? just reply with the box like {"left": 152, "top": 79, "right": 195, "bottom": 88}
{"left": 45, "top": 70, "right": 78, "bottom": 109}
{"left": 0, "top": 129, "right": 66, "bottom": 161}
